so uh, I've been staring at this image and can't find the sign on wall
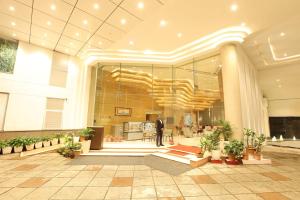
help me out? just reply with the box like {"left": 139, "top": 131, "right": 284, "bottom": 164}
{"left": 0, "top": 38, "right": 18, "bottom": 73}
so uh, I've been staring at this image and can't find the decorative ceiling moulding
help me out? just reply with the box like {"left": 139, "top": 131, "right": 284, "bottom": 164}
{"left": 82, "top": 26, "right": 251, "bottom": 65}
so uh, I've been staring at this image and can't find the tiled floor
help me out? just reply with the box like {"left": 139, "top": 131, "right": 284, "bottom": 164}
{"left": 0, "top": 152, "right": 299, "bottom": 200}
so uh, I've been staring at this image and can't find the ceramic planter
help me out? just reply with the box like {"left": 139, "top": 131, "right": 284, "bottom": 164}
{"left": 211, "top": 150, "right": 221, "bottom": 160}
{"left": 79, "top": 136, "right": 86, "bottom": 142}
{"left": 51, "top": 138, "right": 58, "bottom": 146}
{"left": 14, "top": 146, "right": 23, "bottom": 153}
{"left": 227, "top": 153, "right": 236, "bottom": 161}
{"left": 254, "top": 151, "right": 261, "bottom": 160}
{"left": 73, "top": 150, "right": 81, "bottom": 158}
{"left": 73, "top": 136, "right": 80, "bottom": 143}
{"left": 81, "top": 140, "right": 91, "bottom": 154}
{"left": 25, "top": 144, "right": 34, "bottom": 151}
{"left": 43, "top": 141, "right": 51, "bottom": 147}
{"left": 59, "top": 138, "right": 65, "bottom": 144}
{"left": 2, "top": 146, "right": 12, "bottom": 154}
{"left": 35, "top": 142, "right": 43, "bottom": 149}
{"left": 203, "top": 151, "right": 212, "bottom": 158}
{"left": 247, "top": 147, "right": 255, "bottom": 155}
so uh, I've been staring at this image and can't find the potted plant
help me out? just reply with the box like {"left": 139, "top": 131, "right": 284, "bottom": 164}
{"left": 254, "top": 134, "right": 265, "bottom": 160}
{"left": 70, "top": 143, "right": 82, "bottom": 158}
{"left": 224, "top": 140, "right": 244, "bottom": 162}
{"left": 55, "top": 133, "right": 65, "bottom": 144}
{"left": 50, "top": 135, "right": 59, "bottom": 146}
{"left": 8, "top": 137, "right": 24, "bottom": 153}
{"left": 214, "top": 120, "right": 233, "bottom": 141}
{"left": 41, "top": 136, "right": 51, "bottom": 147}
{"left": 0, "top": 140, "right": 12, "bottom": 154}
{"left": 34, "top": 137, "right": 43, "bottom": 149}
{"left": 79, "top": 128, "right": 94, "bottom": 154}
{"left": 23, "top": 137, "right": 35, "bottom": 151}
{"left": 244, "top": 128, "right": 256, "bottom": 156}
{"left": 199, "top": 132, "right": 219, "bottom": 159}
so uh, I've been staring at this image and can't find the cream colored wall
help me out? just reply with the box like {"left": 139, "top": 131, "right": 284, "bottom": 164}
{"left": 258, "top": 63, "right": 300, "bottom": 117}
{"left": 0, "top": 41, "right": 88, "bottom": 131}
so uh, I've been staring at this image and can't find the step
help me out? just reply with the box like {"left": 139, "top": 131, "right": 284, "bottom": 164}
{"left": 151, "top": 152, "right": 191, "bottom": 164}
{"left": 82, "top": 152, "right": 150, "bottom": 156}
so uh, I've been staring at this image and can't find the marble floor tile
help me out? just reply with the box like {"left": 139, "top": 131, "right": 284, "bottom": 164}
{"left": 42, "top": 178, "right": 71, "bottom": 187}
{"left": 200, "top": 184, "right": 229, "bottom": 195}
{"left": 89, "top": 177, "right": 113, "bottom": 186}
{"left": 260, "top": 172, "right": 290, "bottom": 181}
{"left": 177, "top": 184, "right": 206, "bottom": 196}
{"left": 23, "top": 187, "right": 60, "bottom": 200}
{"left": 17, "top": 177, "right": 49, "bottom": 188}
{"left": 258, "top": 192, "right": 290, "bottom": 200}
{"left": 0, "top": 187, "right": 35, "bottom": 200}
{"left": 50, "top": 186, "right": 85, "bottom": 199}
{"left": 154, "top": 176, "right": 175, "bottom": 186}
{"left": 132, "top": 186, "right": 156, "bottom": 198}
{"left": 78, "top": 186, "right": 109, "bottom": 199}
{"left": 110, "top": 177, "right": 133, "bottom": 187}
{"left": 133, "top": 177, "right": 154, "bottom": 186}
{"left": 156, "top": 185, "right": 181, "bottom": 198}
{"left": 223, "top": 182, "right": 252, "bottom": 194}
{"left": 235, "top": 194, "right": 264, "bottom": 200}
{"left": 191, "top": 175, "right": 217, "bottom": 184}
{"left": 105, "top": 186, "right": 131, "bottom": 199}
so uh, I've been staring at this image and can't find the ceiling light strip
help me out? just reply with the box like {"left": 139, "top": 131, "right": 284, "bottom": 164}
{"left": 268, "top": 37, "right": 300, "bottom": 62}
{"left": 54, "top": 0, "right": 79, "bottom": 50}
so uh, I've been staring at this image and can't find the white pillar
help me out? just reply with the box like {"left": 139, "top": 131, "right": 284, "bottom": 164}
{"left": 220, "top": 44, "right": 243, "bottom": 139}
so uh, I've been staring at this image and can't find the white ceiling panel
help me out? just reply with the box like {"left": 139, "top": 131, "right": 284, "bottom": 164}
{"left": 15, "top": 0, "right": 33, "bottom": 6}
{"left": 0, "top": 0, "right": 32, "bottom": 22}
{"left": 69, "top": 8, "right": 103, "bottom": 32}
{"left": 31, "top": 25, "right": 61, "bottom": 43}
{"left": 89, "top": 34, "right": 113, "bottom": 49}
{"left": 34, "top": 0, "right": 73, "bottom": 21}
{"left": 120, "top": 0, "right": 162, "bottom": 20}
{"left": 106, "top": 8, "right": 141, "bottom": 32}
{"left": 109, "top": 0, "right": 123, "bottom": 5}
{"left": 96, "top": 23, "right": 125, "bottom": 42}
{"left": 32, "top": 10, "right": 66, "bottom": 33}
{"left": 63, "top": 23, "right": 91, "bottom": 42}
{"left": 0, "top": 12, "right": 30, "bottom": 34}
{"left": 55, "top": 44, "right": 77, "bottom": 56}
{"left": 0, "top": 26, "right": 29, "bottom": 42}
{"left": 62, "top": 0, "right": 77, "bottom": 5}
{"left": 76, "top": 0, "right": 116, "bottom": 21}
{"left": 57, "top": 35, "right": 84, "bottom": 50}
{"left": 30, "top": 35, "right": 56, "bottom": 49}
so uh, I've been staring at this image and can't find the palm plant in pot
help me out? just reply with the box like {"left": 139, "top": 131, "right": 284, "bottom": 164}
{"left": 254, "top": 134, "right": 265, "bottom": 160}
{"left": 50, "top": 135, "right": 59, "bottom": 146}
{"left": 214, "top": 120, "right": 233, "bottom": 141}
{"left": 0, "top": 140, "right": 12, "bottom": 154}
{"left": 33, "top": 137, "right": 43, "bottom": 149}
{"left": 23, "top": 137, "right": 36, "bottom": 151}
{"left": 55, "top": 133, "right": 65, "bottom": 144}
{"left": 79, "top": 128, "right": 94, "bottom": 154}
{"left": 244, "top": 128, "right": 256, "bottom": 156}
{"left": 224, "top": 140, "right": 244, "bottom": 163}
{"left": 41, "top": 136, "right": 51, "bottom": 147}
{"left": 8, "top": 137, "right": 24, "bottom": 153}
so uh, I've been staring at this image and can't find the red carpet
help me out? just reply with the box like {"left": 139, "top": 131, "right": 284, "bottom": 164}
{"left": 168, "top": 144, "right": 202, "bottom": 154}
{"left": 168, "top": 150, "right": 189, "bottom": 156}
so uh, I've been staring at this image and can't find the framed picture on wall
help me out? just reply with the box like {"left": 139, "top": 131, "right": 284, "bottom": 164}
{"left": 115, "top": 107, "right": 132, "bottom": 116}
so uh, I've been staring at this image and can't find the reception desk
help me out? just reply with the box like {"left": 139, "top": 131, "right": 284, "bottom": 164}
{"left": 88, "top": 126, "right": 104, "bottom": 150}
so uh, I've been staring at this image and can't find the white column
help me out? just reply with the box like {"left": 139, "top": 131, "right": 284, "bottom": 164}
{"left": 220, "top": 44, "right": 243, "bottom": 139}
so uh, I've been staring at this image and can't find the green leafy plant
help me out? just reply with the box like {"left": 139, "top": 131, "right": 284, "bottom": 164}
{"left": 8, "top": 137, "right": 24, "bottom": 147}
{"left": 55, "top": 133, "right": 64, "bottom": 139}
{"left": 79, "top": 128, "right": 95, "bottom": 140}
{"left": 0, "top": 140, "right": 10, "bottom": 148}
{"left": 41, "top": 136, "right": 51, "bottom": 142}
{"left": 200, "top": 132, "right": 219, "bottom": 152}
{"left": 243, "top": 128, "right": 256, "bottom": 147}
{"left": 255, "top": 134, "right": 266, "bottom": 153}
{"left": 224, "top": 140, "right": 244, "bottom": 159}
{"left": 213, "top": 120, "right": 233, "bottom": 141}
{"left": 22, "top": 137, "right": 36, "bottom": 146}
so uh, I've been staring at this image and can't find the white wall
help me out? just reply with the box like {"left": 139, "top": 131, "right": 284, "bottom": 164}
{"left": 258, "top": 62, "right": 300, "bottom": 117}
{"left": 0, "top": 41, "right": 89, "bottom": 131}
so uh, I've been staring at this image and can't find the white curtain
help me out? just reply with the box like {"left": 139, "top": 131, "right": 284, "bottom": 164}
{"left": 0, "top": 93, "right": 9, "bottom": 130}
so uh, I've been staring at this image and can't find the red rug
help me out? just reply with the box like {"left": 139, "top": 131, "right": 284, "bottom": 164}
{"left": 168, "top": 150, "right": 189, "bottom": 156}
{"left": 168, "top": 144, "right": 201, "bottom": 154}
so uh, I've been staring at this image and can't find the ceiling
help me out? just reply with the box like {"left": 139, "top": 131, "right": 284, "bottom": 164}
{"left": 0, "top": 0, "right": 300, "bottom": 67}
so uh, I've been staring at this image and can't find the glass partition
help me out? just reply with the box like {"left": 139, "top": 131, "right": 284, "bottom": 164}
{"left": 92, "top": 56, "right": 224, "bottom": 139}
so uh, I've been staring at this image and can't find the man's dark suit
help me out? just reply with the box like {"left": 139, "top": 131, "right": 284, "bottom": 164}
{"left": 156, "top": 119, "right": 164, "bottom": 146}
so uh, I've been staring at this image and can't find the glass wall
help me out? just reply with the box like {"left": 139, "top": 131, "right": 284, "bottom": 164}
{"left": 92, "top": 56, "right": 224, "bottom": 139}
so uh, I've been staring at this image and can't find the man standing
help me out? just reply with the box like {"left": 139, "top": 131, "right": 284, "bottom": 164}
{"left": 156, "top": 115, "right": 164, "bottom": 147}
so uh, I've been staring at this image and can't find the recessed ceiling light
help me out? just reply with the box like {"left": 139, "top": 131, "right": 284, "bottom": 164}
{"left": 241, "top": 22, "right": 246, "bottom": 26}
{"left": 75, "top": 32, "right": 79, "bottom": 37}
{"left": 70, "top": 42, "right": 73, "bottom": 46}
{"left": 50, "top": 4, "right": 56, "bottom": 11}
{"left": 160, "top": 20, "right": 167, "bottom": 27}
{"left": 12, "top": 33, "right": 16, "bottom": 37}
{"left": 137, "top": 2, "right": 144, "bottom": 9}
{"left": 284, "top": 53, "right": 287, "bottom": 57}
{"left": 9, "top": 6, "right": 15, "bottom": 11}
{"left": 65, "top": 49, "right": 69, "bottom": 53}
{"left": 42, "top": 42, "right": 45, "bottom": 46}
{"left": 47, "top": 21, "right": 51, "bottom": 26}
{"left": 276, "top": 79, "right": 281, "bottom": 82}
{"left": 11, "top": 22, "right": 16, "bottom": 26}
{"left": 98, "top": 41, "right": 102, "bottom": 45}
{"left": 230, "top": 4, "right": 238, "bottom": 12}
{"left": 177, "top": 32, "right": 182, "bottom": 38}
{"left": 129, "top": 41, "right": 134, "bottom": 45}
{"left": 93, "top": 3, "right": 99, "bottom": 10}
{"left": 278, "top": 84, "right": 282, "bottom": 88}
{"left": 43, "top": 33, "right": 47, "bottom": 37}
{"left": 120, "top": 18, "right": 127, "bottom": 25}
{"left": 280, "top": 32, "right": 285, "bottom": 37}
{"left": 83, "top": 20, "right": 88, "bottom": 25}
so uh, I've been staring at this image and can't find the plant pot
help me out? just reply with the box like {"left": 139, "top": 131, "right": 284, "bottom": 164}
{"left": 51, "top": 138, "right": 58, "bottom": 146}
{"left": 73, "top": 150, "right": 81, "bottom": 158}
{"left": 2, "top": 146, "right": 12, "bottom": 154}
{"left": 243, "top": 152, "right": 249, "bottom": 160}
{"left": 43, "top": 141, "right": 51, "bottom": 147}
{"left": 69, "top": 152, "right": 75, "bottom": 159}
{"left": 35, "top": 142, "right": 43, "bottom": 149}
{"left": 59, "top": 138, "right": 65, "bottom": 144}
{"left": 73, "top": 136, "right": 80, "bottom": 143}
{"left": 14, "top": 146, "right": 23, "bottom": 153}
{"left": 203, "top": 151, "right": 212, "bottom": 158}
{"left": 228, "top": 153, "right": 236, "bottom": 161}
{"left": 247, "top": 147, "right": 255, "bottom": 155}
{"left": 254, "top": 151, "right": 261, "bottom": 160}
{"left": 81, "top": 140, "right": 91, "bottom": 154}
{"left": 211, "top": 150, "right": 221, "bottom": 160}
{"left": 197, "top": 153, "right": 203, "bottom": 158}
{"left": 79, "top": 136, "right": 86, "bottom": 142}
{"left": 25, "top": 144, "right": 34, "bottom": 151}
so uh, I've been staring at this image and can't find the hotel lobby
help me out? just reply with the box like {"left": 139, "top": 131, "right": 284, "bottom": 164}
{"left": 1, "top": 0, "right": 300, "bottom": 199}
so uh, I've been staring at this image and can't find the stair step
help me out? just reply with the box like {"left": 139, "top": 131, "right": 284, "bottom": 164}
{"left": 151, "top": 152, "right": 191, "bottom": 164}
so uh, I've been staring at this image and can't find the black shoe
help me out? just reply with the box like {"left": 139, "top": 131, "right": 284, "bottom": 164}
{"left": 160, "top": 144, "right": 165, "bottom": 146}
{"left": 156, "top": 145, "right": 160, "bottom": 147}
